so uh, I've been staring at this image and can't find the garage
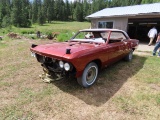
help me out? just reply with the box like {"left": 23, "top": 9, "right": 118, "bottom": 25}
{"left": 86, "top": 3, "right": 160, "bottom": 44}
{"left": 128, "top": 17, "right": 160, "bottom": 43}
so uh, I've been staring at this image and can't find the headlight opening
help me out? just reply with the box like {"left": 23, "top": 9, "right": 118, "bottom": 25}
{"left": 64, "top": 63, "right": 70, "bottom": 71}
{"left": 59, "top": 61, "right": 64, "bottom": 68}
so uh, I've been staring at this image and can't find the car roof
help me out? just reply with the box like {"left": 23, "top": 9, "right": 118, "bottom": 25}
{"left": 79, "top": 29, "right": 129, "bottom": 38}
{"left": 79, "top": 28, "right": 125, "bottom": 32}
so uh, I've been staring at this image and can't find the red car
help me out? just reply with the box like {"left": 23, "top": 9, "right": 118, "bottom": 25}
{"left": 30, "top": 29, "right": 139, "bottom": 87}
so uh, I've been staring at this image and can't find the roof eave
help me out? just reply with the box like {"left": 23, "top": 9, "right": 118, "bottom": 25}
{"left": 86, "top": 13, "right": 160, "bottom": 20}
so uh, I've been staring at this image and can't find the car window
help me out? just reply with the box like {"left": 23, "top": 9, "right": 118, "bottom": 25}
{"left": 108, "top": 32, "right": 127, "bottom": 44}
{"left": 71, "top": 31, "right": 109, "bottom": 43}
{"left": 74, "top": 32, "right": 86, "bottom": 39}
{"left": 100, "top": 32, "right": 109, "bottom": 39}
{"left": 110, "top": 32, "right": 127, "bottom": 40}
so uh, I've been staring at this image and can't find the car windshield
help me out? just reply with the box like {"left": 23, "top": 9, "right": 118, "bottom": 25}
{"left": 70, "top": 31, "right": 109, "bottom": 43}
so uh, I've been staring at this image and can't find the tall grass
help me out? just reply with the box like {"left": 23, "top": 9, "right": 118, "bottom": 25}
{"left": 0, "top": 21, "right": 90, "bottom": 35}
{"left": 0, "top": 21, "right": 90, "bottom": 41}
{"left": 57, "top": 32, "right": 74, "bottom": 42}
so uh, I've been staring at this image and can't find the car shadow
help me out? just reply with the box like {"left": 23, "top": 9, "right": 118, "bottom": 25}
{"left": 52, "top": 55, "right": 147, "bottom": 107}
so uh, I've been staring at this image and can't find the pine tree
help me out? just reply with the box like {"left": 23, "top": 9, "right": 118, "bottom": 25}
{"left": 54, "top": 0, "right": 66, "bottom": 21}
{"left": 110, "top": 0, "right": 122, "bottom": 7}
{"left": 152, "top": 0, "right": 160, "bottom": 2}
{"left": 54, "top": 0, "right": 60, "bottom": 20}
{"left": 11, "top": 0, "right": 31, "bottom": 27}
{"left": 106, "top": 0, "right": 112, "bottom": 7}
{"left": 64, "top": 0, "right": 70, "bottom": 21}
{"left": 32, "top": 0, "right": 42, "bottom": 23}
{"left": 44, "top": 0, "right": 53, "bottom": 23}
{"left": 83, "top": 0, "right": 89, "bottom": 18}
{"left": 0, "top": 0, "right": 11, "bottom": 27}
{"left": 1, "top": 15, "right": 11, "bottom": 28}
{"left": 141, "top": 0, "right": 153, "bottom": 4}
{"left": 91, "top": 0, "right": 96, "bottom": 13}
{"left": 38, "top": 6, "right": 45, "bottom": 25}
{"left": 74, "top": 2, "right": 83, "bottom": 21}
{"left": 21, "top": 0, "right": 31, "bottom": 27}
{"left": 134, "top": 0, "right": 142, "bottom": 5}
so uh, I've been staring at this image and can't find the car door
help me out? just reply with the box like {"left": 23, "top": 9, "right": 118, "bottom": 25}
{"left": 106, "top": 31, "right": 128, "bottom": 64}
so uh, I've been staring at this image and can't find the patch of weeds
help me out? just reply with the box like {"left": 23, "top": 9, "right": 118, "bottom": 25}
{"left": 135, "top": 56, "right": 160, "bottom": 84}
{"left": 21, "top": 30, "right": 29, "bottom": 34}
{"left": 147, "top": 57, "right": 160, "bottom": 64}
{"left": 0, "top": 81, "right": 11, "bottom": 87}
{"left": 144, "top": 78, "right": 160, "bottom": 84}
{"left": 17, "top": 45, "right": 26, "bottom": 51}
{"left": 21, "top": 30, "right": 34, "bottom": 34}
{"left": 36, "top": 85, "right": 55, "bottom": 100}
{"left": 113, "top": 95, "right": 150, "bottom": 116}
{"left": 136, "top": 50, "right": 151, "bottom": 53}
{"left": 1, "top": 105, "right": 36, "bottom": 120}
{"left": 18, "top": 85, "right": 58, "bottom": 104}
{"left": 113, "top": 96, "right": 136, "bottom": 113}
{"left": 57, "top": 32, "right": 73, "bottom": 42}
{"left": 0, "top": 66, "right": 17, "bottom": 81}
{"left": 1, "top": 36, "right": 11, "bottom": 41}
{"left": 46, "top": 31, "right": 53, "bottom": 39}
{"left": 156, "top": 95, "right": 160, "bottom": 105}
{"left": 136, "top": 92, "right": 153, "bottom": 101}
{"left": 18, "top": 88, "right": 35, "bottom": 105}
{"left": 2, "top": 105, "right": 20, "bottom": 119}
{"left": 26, "top": 34, "right": 36, "bottom": 39}
{"left": 0, "top": 62, "right": 27, "bottom": 81}
{"left": 113, "top": 89, "right": 160, "bottom": 116}
{"left": 0, "top": 42, "right": 8, "bottom": 49}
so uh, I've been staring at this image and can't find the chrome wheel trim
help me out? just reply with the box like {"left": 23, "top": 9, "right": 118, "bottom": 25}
{"left": 129, "top": 50, "right": 133, "bottom": 60}
{"left": 86, "top": 66, "right": 98, "bottom": 85}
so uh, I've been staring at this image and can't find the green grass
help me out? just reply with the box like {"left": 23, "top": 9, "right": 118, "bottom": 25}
{"left": 135, "top": 56, "right": 160, "bottom": 84}
{"left": 0, "top": 21, "right": 90, "bottom": 35}
{"left": 0, "top": 21, "right": 90, "bottom": 41}
{"left": 57, "top": 32, "right": 74, "bottom": 41}
{"left": 1, "top": 40, "right": 160, "bottom": 119}
{"left": 0, "top": 42, "right": 8, "bottom": 48}
{"left": 0, "top": 22, "right": 160, "bottom": 119}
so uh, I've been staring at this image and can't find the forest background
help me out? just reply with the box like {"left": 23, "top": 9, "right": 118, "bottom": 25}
{"left": 0, "top": 0, "right": 160, "bottom": 28}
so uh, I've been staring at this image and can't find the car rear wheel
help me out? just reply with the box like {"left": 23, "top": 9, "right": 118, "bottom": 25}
{"left": 124, "top": 49, "right": 133, "bottom": 61}
{"left": 77, "top": 62, "right": 98, "bottom": 88}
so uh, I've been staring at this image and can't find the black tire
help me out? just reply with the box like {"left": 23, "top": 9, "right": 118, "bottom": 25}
{"left": 124, "top": 49, "right": 133, "bottom": 61}
{"left": 77, "top": 62, "right": 98, "bottom": 88}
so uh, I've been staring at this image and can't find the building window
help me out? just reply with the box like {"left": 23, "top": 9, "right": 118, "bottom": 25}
{"left": 98, "top": 21, "right": 113, "bottom": 28}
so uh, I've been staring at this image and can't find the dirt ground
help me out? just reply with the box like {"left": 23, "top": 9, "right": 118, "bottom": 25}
{"left": 0, "top": 39, "right": 159, "bottom": 120}
{"left": 134, "top": 43, "right": 154, "bottom": 56}
{"left": 136, "top": 43, "right": 154, "bottom": 52}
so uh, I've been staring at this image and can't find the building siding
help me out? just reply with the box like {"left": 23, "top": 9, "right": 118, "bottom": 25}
{"left": 91, "top": 17, "right": 128, "bottom": 32}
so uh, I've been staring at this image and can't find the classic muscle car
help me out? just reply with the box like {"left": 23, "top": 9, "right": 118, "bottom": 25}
{"left": 30, "top": 29, "right": 139, "bottom": 87}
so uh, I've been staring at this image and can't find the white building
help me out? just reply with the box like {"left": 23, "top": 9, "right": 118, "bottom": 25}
{"left": 86, "top": 3, "right": 160, "bottom": 41}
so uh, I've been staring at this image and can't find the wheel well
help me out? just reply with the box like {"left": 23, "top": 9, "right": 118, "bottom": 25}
{"left": 132, "top": 48, "right": 135, "bottom": 51}
{"left": 91, "top": 59, "right": 102, "bottom": 70}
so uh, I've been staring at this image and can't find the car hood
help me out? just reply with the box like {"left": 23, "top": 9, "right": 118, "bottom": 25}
{"left": 31, "top": 42, "right": 100, "bottom": 59}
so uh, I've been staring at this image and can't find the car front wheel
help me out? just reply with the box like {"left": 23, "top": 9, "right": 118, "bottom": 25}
{"left": 77, "top": 62, "right": 98, "bottom": 88}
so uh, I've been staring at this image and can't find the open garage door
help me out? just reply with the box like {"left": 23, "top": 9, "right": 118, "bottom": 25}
{"left": 128, "top": 18, "right": 160, "bottom": 44}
